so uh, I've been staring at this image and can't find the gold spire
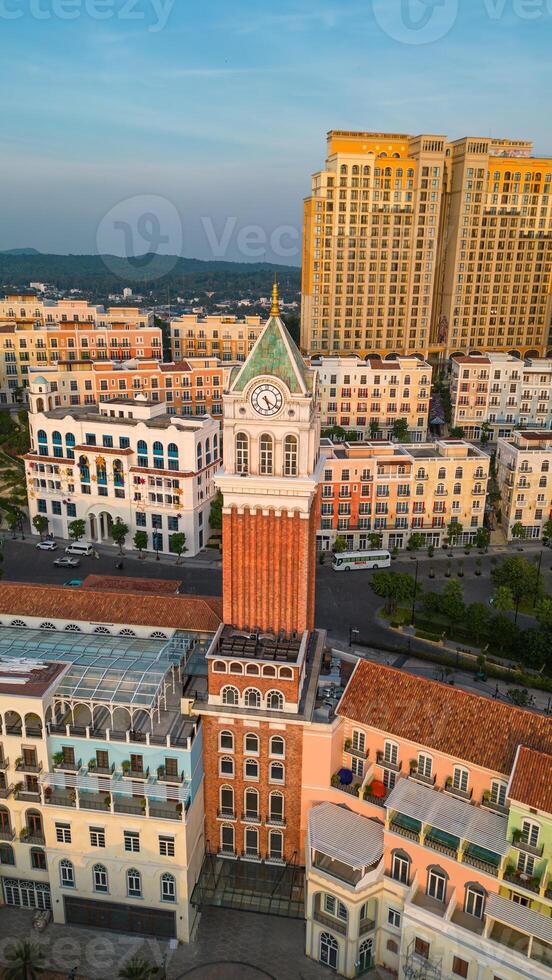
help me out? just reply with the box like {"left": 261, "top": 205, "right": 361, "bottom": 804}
{"left": 270, "top": 277, "right": 280, "bottom": 316}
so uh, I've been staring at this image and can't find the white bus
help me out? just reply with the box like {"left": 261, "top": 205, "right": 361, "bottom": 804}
{"left": 332, "top": 549, "right": 391, "bottom": 571}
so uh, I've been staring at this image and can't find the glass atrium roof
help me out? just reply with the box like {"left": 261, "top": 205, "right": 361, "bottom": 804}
{"left": 0, "top": 626, "right": 205, "bottom": 710}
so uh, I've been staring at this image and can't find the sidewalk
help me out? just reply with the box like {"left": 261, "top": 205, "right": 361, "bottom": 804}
{"left": 12, "top": 531, "right": 223, "bottom": 570}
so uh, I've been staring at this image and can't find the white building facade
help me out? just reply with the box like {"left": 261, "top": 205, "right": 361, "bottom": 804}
{"left": 451, "top": 354, "right": 552, "bottom": 440}
{"left": 25, "top": 377, "right": 219, "bottom": 556}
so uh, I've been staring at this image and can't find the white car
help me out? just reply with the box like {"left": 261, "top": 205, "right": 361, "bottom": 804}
{"left": 53, "top": 556, "right": 81, "bottom": 568}
{"left": 36, "top": 540, "right": 58, "bottom": 551}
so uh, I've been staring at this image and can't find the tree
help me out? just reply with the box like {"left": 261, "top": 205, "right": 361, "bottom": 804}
{"left": 511, "top": 521, "right": 526, "bottom": 544}
{"left": 465, "top": 602, "right": 491, "bottom": 644}
{"left": 449, "top": 426, "right": 465, "bottom": 438}
{"left": 170, "top": 531, "right": 188, "bottom": 563}
{"left": 369, "top": 419, "right": 379, "bottom": 439}
{"left": 392, "top": 417, "right": 410, "bottom": 443}
{"left": 4, "top": 939, "right": 45, "bottom": 980}
{"left": 492, "top": 585, "right": 514, "bottom": 613}
{"left": 209, "top": 490, "right": 223, "bottom": 531}
{"left": 535, "top": 596, "right": 552, "bottom": 631}
{"left": 515, "top": 627, "right": 549, "bottom": 671}
{"left": 420, "top": 591, "right": 442, "bottom": 617}
{"left": 480, "top": 421, "right": 492, "bottom": 444}
{"left": 542, "top": 517, "right": 552, "bottom": 542}
{"left": 333, "top": 535, "right": 347, "bottom": 553}
{"left": 491, "top": 614, "right": 519, "bottom": 655}
{"left": 447, "top": 521, "right": 463, "bottom": 546}
{"left": 474, "top": 526, "right": 490, "bottom": 550}
{"left": 368, "top": 532, "right": 382, "bottom": 549}
{"left": 118, "top": 957, "right": 159, "bottom": 980}
{"left": 110, "top": 518, "right": 129, "bottom": 554}
{"left": 440, "top": 580, "right": 465, "bottom": 626}
{"left": 491, "top": 555, "right": 542, "bottom": 622}
{"left": 32, "top": 514, "right": 49, "bottom": 539}
{"left": 68, "top": 518, "right": 86, "bottom": 543}
{"left": 371, "top": 570, "right": 416, "bottom": 615}
{"left": 406, "top": 532, "right": 424, "bottom": 553}
{"left": 133, "top": 530, "right": 148, "bottom": 558}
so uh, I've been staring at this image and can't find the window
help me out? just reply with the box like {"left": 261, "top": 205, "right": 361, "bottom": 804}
{"left": 244, "top": 787, "right": 259, "bottom": 819}
{"left": 383, "top": 740, "right": 399, "bottom": 765}
{"left": 324, "top": 894, "right": 348, "bottom": 920}
{"left": 269, "top": 735, "right": 285, "bottom": 757}
{"left": 521, "top": 819, "right": 540, "bottom": 848}
{"left": 220, "top": 824, "right": 234, "bottom": 855}
{"left": 55, "top": 823, "right": 71, "bottom": 844}
{"left": 159, "top": 835, "right": 175, "bottom": 857}
{"left": 414, "top": 938, "right": 430, "bottom": 960}
{"left": 351, "top": 756, "right": 364, "bottom": 777}
{"left": 60, "top": 859, "right": 75, "bottom": 888}
{"left": 124, "top": 831, "right": 140, "bottom": 853}
{"left": 427, "top": 867, "right": 447, "bottom": 903}
{"left": 220, "top": 785, "right": 234, "bottom": 817}
{"left": 244, "top": 758, "right": 259, "bottom": 780}
{"left": 266, "top": 690, "right": 284, "bottom": 711}
{"left": 452, "top": 957, "right": 469, "bottom": 978}
{"left": 269, "top": 791, "right": 284, "bottom": 823}
{"left": 284, "top": 435, "right": 298, "bottom": 476}
{"left": 219, "top": 756, "right": 234, "bottom": 777}
{"left": 89, "top": 827, "right": 105, "bottom": 848}
{"left": 269, "top": 762, "right": 284, "bottom": 783}
{"left": 161, "top": 872, "right": 176, "bottom": 903}
{"left": 351, "top": 729, "right": 365, "bottom": 754}
{"left": 490, "top": 781, "right": 507, "bottom": 808}
{"left": 465, "top": 885, "right": 485, "bottom": 919}
{"left": 244, "top": 826, "right": 259, "bottom": 858}
{"left": 31, "top": 848, "right": 46, "bottom": 871}
{"left": 244, "top": 733, "right": 259, "bottom": 754}
{"left": 453, "top": 766, "right": 469, "bottom": 793}
{"left": 93, "top": 863, "right": 108, "bottom": 893}
{"left": 268, "top": 829, "right": 283, "bottom": 861}
{"left": 244, "top": 688, "right": 261, "bottom": 708}
{"left": 0, "top": 843, "right": 14, "bottom": 866}
{"left": 417, "top": 753, "right": 432, "bottom": 778}
{"left": 221, "top": 686, "right": 238, "bottom": 706}
{"left": 236, "top": 433, "right": 249, "bottom": 474}
{"left": 219, "top": 730, "right": 234, "bottom": 751}
{"left": 126, "top": 868, "right": 142, "bottom": 898}
{"left": 388, "top": 908, "right": 401, "bottom": 929}
{"left": 259, "top": 434, "right": 274, "bottom": 475}
{"left": 391, "top": 851, "right": 410, "bottom": 884}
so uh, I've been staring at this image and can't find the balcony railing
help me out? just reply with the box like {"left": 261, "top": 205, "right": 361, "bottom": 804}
{"left": 503, "top": 867, "right": 541, "bottom": 894}
{"left": 345, "top": 744, "right": 368, "bottom": 760}
{"left": 0, "top": 829, "right": 15, "bottom": 841}
{"left": 156, "top": 767, "right": 183, "bottom": 784}
{"left": 313, "top": 908, "right": 347, "bottom": 936}
{"left": 0, "top": 785, "right": 13, "bottom": 799}
{"left": 88, "top": 763, "right": 115, "bottom": 775}
{"left": 376, "top": 751, "right": 401, "bottom": 773}
{"left": 15, "top": 761, "right": 42, "bottom": 774}
{"left": 359, "top": 917, "right": 376, "bottom": 936}
{"left": 425, "top": 834, "right": 458, "bottom": 859}
{"left": 390, "top": 820, "right": 419, "bottom": 842}
{"left": 242, "top": 812, "right": 261, "bottom": 824}
{"left": 0, "top": 758, "right": 9, "bottom": 770}
{"left": 481, "top": 797, "right": 509, "bottom": 816}
{"left": 462, "top": 850, "right": 499, "bottom": 877}
{"left": 444, "top": 782, "right": 472, "bottom": 802}
{"left": 512, "top": 835, "right": 544, "bottom": 858}
{"left": 217, "top": 808, "right": 236, "bottom": 820}
{"left": 409, "top": 770, "right": 436, "bottom": 787}
{"left": 121, "top": 767, "right": 150, "bottom": 781}
{"left": 54, "top": 760, "right": 82, "bottom": 773}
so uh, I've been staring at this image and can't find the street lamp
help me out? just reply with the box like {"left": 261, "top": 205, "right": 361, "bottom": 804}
{"left": 349, "top": 627, "right": 360, "bottom": 648}
{"left": 154, "top": 531, "right": 161, "bottom": 561}
{"left": 533, "top": 548, "right": 543, "bottom": 607}
{"left": 411, "top": 559, "right": 419, "bottom": 626}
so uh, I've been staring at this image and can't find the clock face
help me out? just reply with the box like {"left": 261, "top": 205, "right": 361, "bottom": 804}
{"left": 250, "top": 383, "right": 283, "bottom": 417}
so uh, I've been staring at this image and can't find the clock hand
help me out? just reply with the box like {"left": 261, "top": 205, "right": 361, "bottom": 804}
{"left": 263, "top": 395, "right": 272, "bottom": 408}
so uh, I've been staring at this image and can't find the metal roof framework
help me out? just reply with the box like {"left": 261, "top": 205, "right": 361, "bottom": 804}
{"left": 308, "top": 801, "right": 384, "bottom": 869}
{"left": 487, "top": 893, "right": 552, "bottom": 946}
{"left": 385, "top": 778, "right": 510, "bottom": 856}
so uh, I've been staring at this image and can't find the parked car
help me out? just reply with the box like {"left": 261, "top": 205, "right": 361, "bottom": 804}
{"left": 65, "top": 543, "right": 94, "bottom": 557}
{"left": 63, "top": 579, "right": 83, "bottom": 588}
{"left": 36, "top": 541, "right": 58, "bottom": 551}
{"left": 53, "top": 557, "right": 81, "bottom": 568}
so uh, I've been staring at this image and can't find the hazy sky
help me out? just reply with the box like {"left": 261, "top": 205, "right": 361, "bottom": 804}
{"left": 1, "top": 0, "right": 551, "bottom": 265}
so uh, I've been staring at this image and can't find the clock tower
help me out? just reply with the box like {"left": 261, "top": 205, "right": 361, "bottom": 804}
{"left": 216, "top": 284, "right": 321, "bottom": 635}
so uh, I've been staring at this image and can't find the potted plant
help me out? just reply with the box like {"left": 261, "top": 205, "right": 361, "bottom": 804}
{"left": 464, "top": 543, "right": 472, "bottom": 555}
{"left": 363, "top": 783, "right": 373, "bottom": 799}
{"left": 20, "top": 827, "right": 29, "bottom": 840}
{"left": 121, "top": 760, "right": 131, "bottom": 773}
{"left": 69, "top": 789, "right": 76, "bottom": 804}
{"left": 104, "top": 793, "right": 111, "bottom": 809}
{"left": 409, "top": 759, "right": 418, "bottom": 774}
{"left": 475, "top": 558, "right": 482, "bottom": 576}
{"left": 428, "top": 564, "right": 435, "bottom": 579}
{"left": 457, "top": 560, "right": 464, "bottom": 578}
{"left": 176, "top": 802, "right": 183, "bottom": 815}
{"left": 88, "top": 757, "right": 96, "bottom": 769}
{"left": 445, "top": 776, "right": 453, "bottom": 788}
{"left": 52, "top": 751, "right": 64, "bottom": 767}
{"left": 344, "top": 738, "right": 352, "bottom": 750}
{"left": 44, "top": 786, "right": 52, "bottom": 800}
{"left": 427, "top": 544, "right": 434, "bottom": 558}
{"left": 512, "top": 828, "right": 522, "bottom": 844}
{"left": 445, "top": 560, "right": 452, "bottom": 578}
{"left": 140, "top": 797, "right": 147, "bottom": 813}
{"left": 15, "top": 757, "right": 23, "bottom": 768}
{"left": 482, "top": 789, "right": 491, "bottom": 802}
{"left": 331, "top": 774, "right": 340, "bottom": 787}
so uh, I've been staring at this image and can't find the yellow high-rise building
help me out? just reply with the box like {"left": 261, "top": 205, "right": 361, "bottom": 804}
{"left": 302, "top": 131, "right": 552, "bottom": 362}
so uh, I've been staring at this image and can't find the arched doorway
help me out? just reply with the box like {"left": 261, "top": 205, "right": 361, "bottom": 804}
{"left": 320, "top": 932, "right": 339, "bottom": 969}
{"left": 88, "top": 512, "right": 113, "bottom": 543}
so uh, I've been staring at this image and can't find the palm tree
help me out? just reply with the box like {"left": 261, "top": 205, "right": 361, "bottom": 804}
{"left": 118, "top": 957, "right": 160, "bottom": 980}
{"left": 4, "top": 940, "right": 45, "bottom": 980}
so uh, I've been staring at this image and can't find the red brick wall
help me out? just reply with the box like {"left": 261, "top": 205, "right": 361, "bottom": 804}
{"left": 222, "top": 506, "right": 317, "bottom": 634}
{"left": 208, "top": 669, "right": 300, "bottom": 704}
{"left": 202, "top": 714, "right": 303, "bottom": 863}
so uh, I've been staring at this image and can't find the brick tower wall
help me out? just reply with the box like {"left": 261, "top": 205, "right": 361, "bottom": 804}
{"left": 222, "top": 505, "right": 318, "bottom": 634}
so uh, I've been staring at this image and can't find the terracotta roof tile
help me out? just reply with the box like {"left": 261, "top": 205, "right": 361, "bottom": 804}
{"left": 508, "top": 746, "right": 552, "bottom": 814}
{"left": 81, "top": 575, "right": 180, "bottom": 595}
{"left": 337, "top": 661, "right": 552, "bottom": 775}
{"left": 451, "top": 355, "right": 491, "bottom": 364}
{"left": 0, "top": 582, "right": 222, "bottom": 633}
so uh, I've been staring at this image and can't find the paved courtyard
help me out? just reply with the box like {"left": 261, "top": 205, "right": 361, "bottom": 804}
{"left": 0, "top": 906, "right": 335, "bottom": 980}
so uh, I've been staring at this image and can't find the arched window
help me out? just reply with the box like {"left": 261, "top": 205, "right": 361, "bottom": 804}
{"left": 464, "top": 883, "right": 486, "bottom": 918}
{"left": 113, "top": 459, "right": 124, "bottom": 487}
{"left": 319, "top": 933, "right": 339, "bottom": 969}
{"left": 60, "top": 859, "right": 75, "bottom": 888}
{"left": 40, "top": 622, "right": 56, "bottom": 630}
{"left": 65, "top": 433, "right": 75, "bottom": 460}
{"left": 438, "top": 467, "right": 446, "bottom": 480}
{"left": 262, "top": 664, "right": 276, "bottom": 678}
{"left": 269, "top": 762, "right": 285, "bottom": 783}
{"left": 244, "top": 787, "right": 259, "bottom": 819}
{"left": 64, "top": 624, "right": 81, "bottom": 632}
{"left": 427, "top": 865, "right": 448, "bottom": 903}
{"left": 455, "top": 467, "right": 463, "bottom": 479}
{"left": 244, "top": 758, "right": 259, "bottom": 780}
{"left": 221, "top": 686, "right": 238, "bottom": 706}
{"left": 161, "top": 872, "right": 176, "bottom": 903}
{"left": 436, "top": 483, "right": 445, "bottom": 495}
{"left": 219, "top": 730, "right": 234, "bottom": 751}
{"left": 244, "top": 688, "right": 260, "bottom": 708}
{"left": 167, "top": 443, "right": 179, "bottom": 471}
{"left": 452, "top": 765, "right": 469, "bottom": 793}
{"left": 259, "top": 434, "right": 274, "bottom": 475}
{"left": 244, "top": 732, "right": 259, "bottom": 754}
{"left": 119, "top": 629, "right": 136, "bottom": 637}
{"left": 93, "top": 863, "right": 108, "bottom": 892}
{"left": 279, "top": 667, "right": 293, "bottom": 680}
{"left": 219, "top": 784, "right": 234, "bottom": 817}
{"left": 266, "top": 690, "right": 284, "bottom": 711}
{"left": 244, "top": 825, "right": 259, "bottom": 858}
{"left": 213, "top": 433, "right": 218, "bottom": 457}
{"left": 212, "top": 660, "right": 226, "bottom": 673}
{"left": 284, "top": 435, "right": 298, "bottom": 476}
{"left": 205, "top": 437, "right": 211, "bottom": 465}
{"left": 127, "top": 867, "right": 142, "bottom": 898}
{"left": 229, "top": 662, "right": 243, "bottom": 674}
{"left": 236, "top": 433, "right": 249, "bottom": 474}
{"left": 542, "top": 460, "right": 550, "bottom": 472}
{"left": 153, "top": 441, "right": 164, "bottom": 468}
{"left": 245, "top": 663, "right": 260, "bottom": 675}
{"left": 95, "top": 456, "right": 107, "bottom": 484}
{"left": 269, "top": 791, "right": 284, "bottom": 823}
{"left": 219, "top": 756, "right": 234, "bottom": 777}
{"left": 270, "top": 736, "right": 285, "bottom": 757}
{"left": 220, "top": 824, "right": 235, "bottom": 855}
{"left": 79, "top": 454, "right": 90, "bottom": 482}
{"left": 30, "top": 847, "right": 46, "bottom": 871}
{"left": 453, "top": 483, "right": 461, "bottom": 495}
{"left": 268, "top": 829, "right": 283, "bottom": 861}
{"left": 0, "top": 843, "right": 14, "bottom": 866}
{"left": 391, "top": 849, "right": 411, "bottom": 884}
{"left": 137, "top": 440, "right": 148, "bottom": 466}
{"left": 197, "top": 442, "right": 203, "bottom": 469}
{"left": 416, "top": 468, "right": 426, "bottom": 479}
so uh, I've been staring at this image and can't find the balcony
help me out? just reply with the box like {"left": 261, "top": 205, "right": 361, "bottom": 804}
{"left": 376, "top": 751, "right": 401, "bottom": 774}
{"left": 461, "top": 846, "right": 500, "bottom": 877}
{"left": 15, "top": 760, "right": 42, "bottom": 775}
{"left": 345, "top": 742, "right": 368, "bottom": 760}
{"left": 390, "top": 819, "right": 420, "bottom": 842}
{"left": 15, "top": 790, "right": 41, "bottom": 803}
{"left": 359, "top": 917, "right": 376, "bottom": 936}
{"left": 313, "top": 907, "right": 347, "bottom": 936}
{"left": 156, "top": 766, "right": 183, "bottom": 784}
{"left": 44, "top": 789, "right": 76, "bottom": 808}
{"left": 0, "top": 758, "right": 9, "bottom": 771}
{"left": 0, "top": 784, "right": 13, "bottom": 799}
{"left": 148, "top": 801, "right": 184, "bottom": 822}
{"left": 88, "top": 762, "right": 115, "bottom": 776}
{"left": 512, "top": 833, "right": 544, "bottom": 858}
{"left": 409, "top": 769, "right": 436, "bottom": 787}
{"left": 20, "top": 831, "right": 45, "bottom": 846}
{"left": 242, "top": 812, "right": 261, "bottom": 825}
{"left": 53, "top": 759, "right": 82, "bottom": 774}
{"left": 266, "top": 816, "right": 286, "bottom": 829}
{"left": 424, "top": 830, "right": 459, "bottom": 859}
{"left": 481, "top": 796, "right": 509, "bottom": 816}
{"left": 121, "top": 767, "right": 150, "bottom": 781}
{"left": 113, "top": 797, "right": 145, "bottom": 817}
{"left": 0, "top": 829, "right": 15, "bottom": 841}
{"left": 503, "top": 866, "right": 542, "bottom": 894}
{"left": 444, "top": 781, "right": 472, "bottom": 802}
{"left": 332, "top": 771, "right": 362, "bottom": 797}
